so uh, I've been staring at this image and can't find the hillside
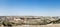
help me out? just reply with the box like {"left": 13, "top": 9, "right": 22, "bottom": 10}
{"left": 0, "top": 16, "right": 60, "bottom": 27}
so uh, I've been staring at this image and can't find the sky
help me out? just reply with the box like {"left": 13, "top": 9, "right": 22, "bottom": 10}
{"left": 0, "top": 0, "right": 60, "bottom": 16}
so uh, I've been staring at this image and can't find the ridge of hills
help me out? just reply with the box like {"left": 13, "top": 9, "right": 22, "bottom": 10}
{"left": 0, "top": 16, "right": 60, "bottom": 26}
